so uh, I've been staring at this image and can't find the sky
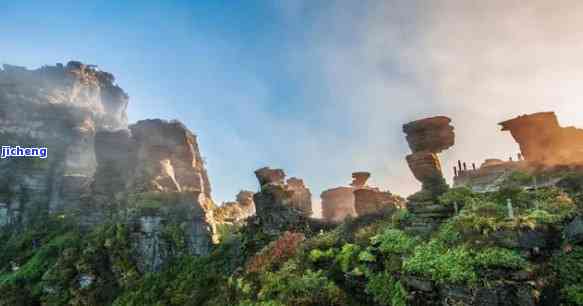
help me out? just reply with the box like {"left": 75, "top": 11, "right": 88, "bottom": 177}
{"left": 2, "top": 0, "right": 583, "bottom": 215}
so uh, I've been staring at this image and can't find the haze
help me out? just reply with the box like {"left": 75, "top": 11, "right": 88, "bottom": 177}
{"left": 2, "top": 1, "right": 583, "bottom": 216}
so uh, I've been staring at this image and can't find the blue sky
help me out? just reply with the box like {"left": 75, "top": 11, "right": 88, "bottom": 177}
{"left": 3, "top": 1, "right": 583, "bottom": 210}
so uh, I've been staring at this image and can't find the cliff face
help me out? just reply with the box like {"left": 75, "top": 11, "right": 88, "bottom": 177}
{"left": 0, "top": 62, "right": 215, "bottom": 271}
{"left": 0, "top": 62, "right": 128, "bottom": 225}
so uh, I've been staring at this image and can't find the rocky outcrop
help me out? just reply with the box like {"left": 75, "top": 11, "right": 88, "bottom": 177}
{"left": 321, "top": 172, "right": 402, "bottom": 222}
{"left": 0, "top": 62, "right": 128, "bottom": 226}
{"left": 403, "top": 116, "right": 455, "bottom": 236}
{"left": 350, "top": 172, "right": 371, "bottom": 188}
{"left": 215, "top": 191, "right": 256, "bottom": 224}
{"left": 500, "top": 112, "right": 583, "bottom": 166}
{"left": 286, "top": 177, "right": 312, "bottom": 217}
{"left": 253, "top": 167, "right": 312, "bottom": 218}
{"left": 353, "top": 188, "right": 402, "bottom": 217}
{"left": 0, "top": 62, "right": 216, "bottom": 272}
{"left": 252, "top": 167, "right": 313, "bottom": 235}
{"left": 321, "top": 187, "right": 356, "bottom": 222}
{"left": 453, "top": 158, "right": 528, "bottom": 192}
{"left": 403, "top": 116, "right": 454, "bottom": 154}
{"left": 403, "top": 116, "right": 454, "bottom": 196}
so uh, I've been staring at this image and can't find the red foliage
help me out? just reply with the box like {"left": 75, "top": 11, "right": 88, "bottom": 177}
{"left": 246, "top": 231, "right": 305, "bottom": 273}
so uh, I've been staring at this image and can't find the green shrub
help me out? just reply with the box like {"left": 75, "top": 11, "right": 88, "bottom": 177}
{"left": 371, "top": 229, "right": 417, "bottom": 255}
{"left": 309, "top": 248, "right": 336, "bottom": 263}
{"left": 257, "top": 261, "right": 345, "bottom": 306}
{"left": 563, "top": 285, "right": 583, "bottom": 305}
{"left": 474, "top": 248, "right": 527, "bottom": 270}
{"left": 336, "top": 244, "right": 361, "bottom": 273}
{"left": 439, "top": 187, "right": 477, "bottom": 207}
{"left": 403, "top": 241, "right": 477, "bottom": 284}
{"left": 365, "top": 271, "right": 406, "bottom": 306}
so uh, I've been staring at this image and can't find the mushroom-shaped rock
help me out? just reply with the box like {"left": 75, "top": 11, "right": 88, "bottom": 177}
{"left": 403, "top": 116, "right": 454, "bottom": 153}
{"left": 255, "top": 167, "right": 286, "bottom": 187}
{"left": 350, "top": 172, "right": 371, "bottom": 188}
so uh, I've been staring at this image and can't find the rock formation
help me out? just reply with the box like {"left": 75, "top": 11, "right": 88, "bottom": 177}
{"left": 454, "top": 112, "right": 583, "bottom": 192}
{"left": 0, "top": 62, "right": 216, "bottom": 271}
{"left": 286, "top": 177, "right": 312, "bottom": 217}
{"left": 252, "top": 167, "right": 312, "bottom": 235}
{"left": 321, "top": 187, "right": 356, "bottom": 222}
{"left": 500, "top": 111, "right": 583, "bottom": 166}
{"left": 403, "top": 116, "right": 454, "bottom": 196}
{"left": 253, "top": 167, "right": 312, "bottom": 217}
{"left": 353, "top": 188, "right": 402, "bottom": 217}
{"left": 403, "top": 116, "right": 455, "bottom": 235}
{"left": 453, "top": 157, "right": 528, "bottom": 192}
{"left": 0, "top": 62, "right": 128, "bottom": 226}
{"left": 321, "top": 172, "right": 402, "bottom": 222}
{"left": 214, "top": 190, "right": 256, "bottom": 224}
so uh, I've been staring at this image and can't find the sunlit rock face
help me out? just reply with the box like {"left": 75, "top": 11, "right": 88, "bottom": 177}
{"left": 71, "top": 119, "right": 217, "bottom": 271}
{"left": 353, "top": 188, "right": 403, "bottom": 217}
{"left": 321, "top": 172, "right": 401, "bottom": 222}
{"left": 500, "top": 111, "right": 583, "bottom": 166}
{"left": 214, "top": 190, "right": 256, "bottom": 224}
{"left": 403, "top": 116, "right": 455, "bottom": 236}
{"left": 0, "top": 61, "right": 128, "bottom": 225}
{"left": 321, "top": 187, "right": 356, "bottom": 222}
{"left": 129, "top": 119, "right": 212, "bottom": 197}
{"left": 403, "top": 116, "right": 454, "bottom": 198}
{"left": 252, "top": 167, "right": 311, "bottom": 235}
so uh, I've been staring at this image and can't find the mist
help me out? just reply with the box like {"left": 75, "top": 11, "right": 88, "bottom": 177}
{"left": 249, "top": 1, "right": 583, "bottom": 216}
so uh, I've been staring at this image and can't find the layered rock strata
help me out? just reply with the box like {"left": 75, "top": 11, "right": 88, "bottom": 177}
{"left": 402, "top": 116, "right": 455, "bottom": 235}
{"left": 0, "top": 62, "right": 128, "bottom": 226}
{"left": 252, "top": 167, "right": 312, "bottom": 235}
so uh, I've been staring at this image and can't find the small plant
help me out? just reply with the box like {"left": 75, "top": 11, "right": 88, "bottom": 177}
{"left": 474, "top": 248, "right": 527, "bottom": 270}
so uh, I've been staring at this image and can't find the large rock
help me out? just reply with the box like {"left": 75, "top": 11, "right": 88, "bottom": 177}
{"left": 353, "top": 188, "right": 401, "bottom": 216}
{"left": 255, "top": 167, "right": 285, "bottom": 186}
{"left": 321, "top": 172, "right": 400, "bottom": 222}
{"left": 252, "top": 167, "right": 313, "bottom": 235}
{"left": 403, "top": 116, "right": 454, "bottom": 153}
{"left": 350, "top": 172, "right": 371, "bottom": 188}
{"left": 215, "top": 190, "right": 256, "bottom": 224}
{"left": 0, "top": 62, "right": 216, "bottom": 271}
{"left": 286, "top": 177, "right": 312, "bottom": 217}
{"left": 500, "top": 112, "right": 583, "bottom": 166}
{"left": 321, "top": 187, "right": 356, "bottom": 223}
{"left": 0, "top": 61, "right": 128, "bottom": 225}
{"left": 402, "top": 116, "right": 455, "bottom": 236}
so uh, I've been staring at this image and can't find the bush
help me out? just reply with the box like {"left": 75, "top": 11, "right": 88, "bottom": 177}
{"left": 257, "top": 261, "right": 346, "bottom": 306}
{"left": 474, "top": 248, "right": 527, "bottom": 270}
{"left": 246, "top": 231, "right": 305, "bottom": 273}
{"left": 371, "top": 229, "right": 417, "bottom": 255}
{"left": 403, "top": 241, "right": 477, "bottom": 284}
{"left": 365, "top": 271, "right": 406, "bottom": 306}
{"left": 563, "top": 285, "right": 583, "bottom": 305}
{"left": 439, "top": 187, "right": 477, "bottom": 207}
